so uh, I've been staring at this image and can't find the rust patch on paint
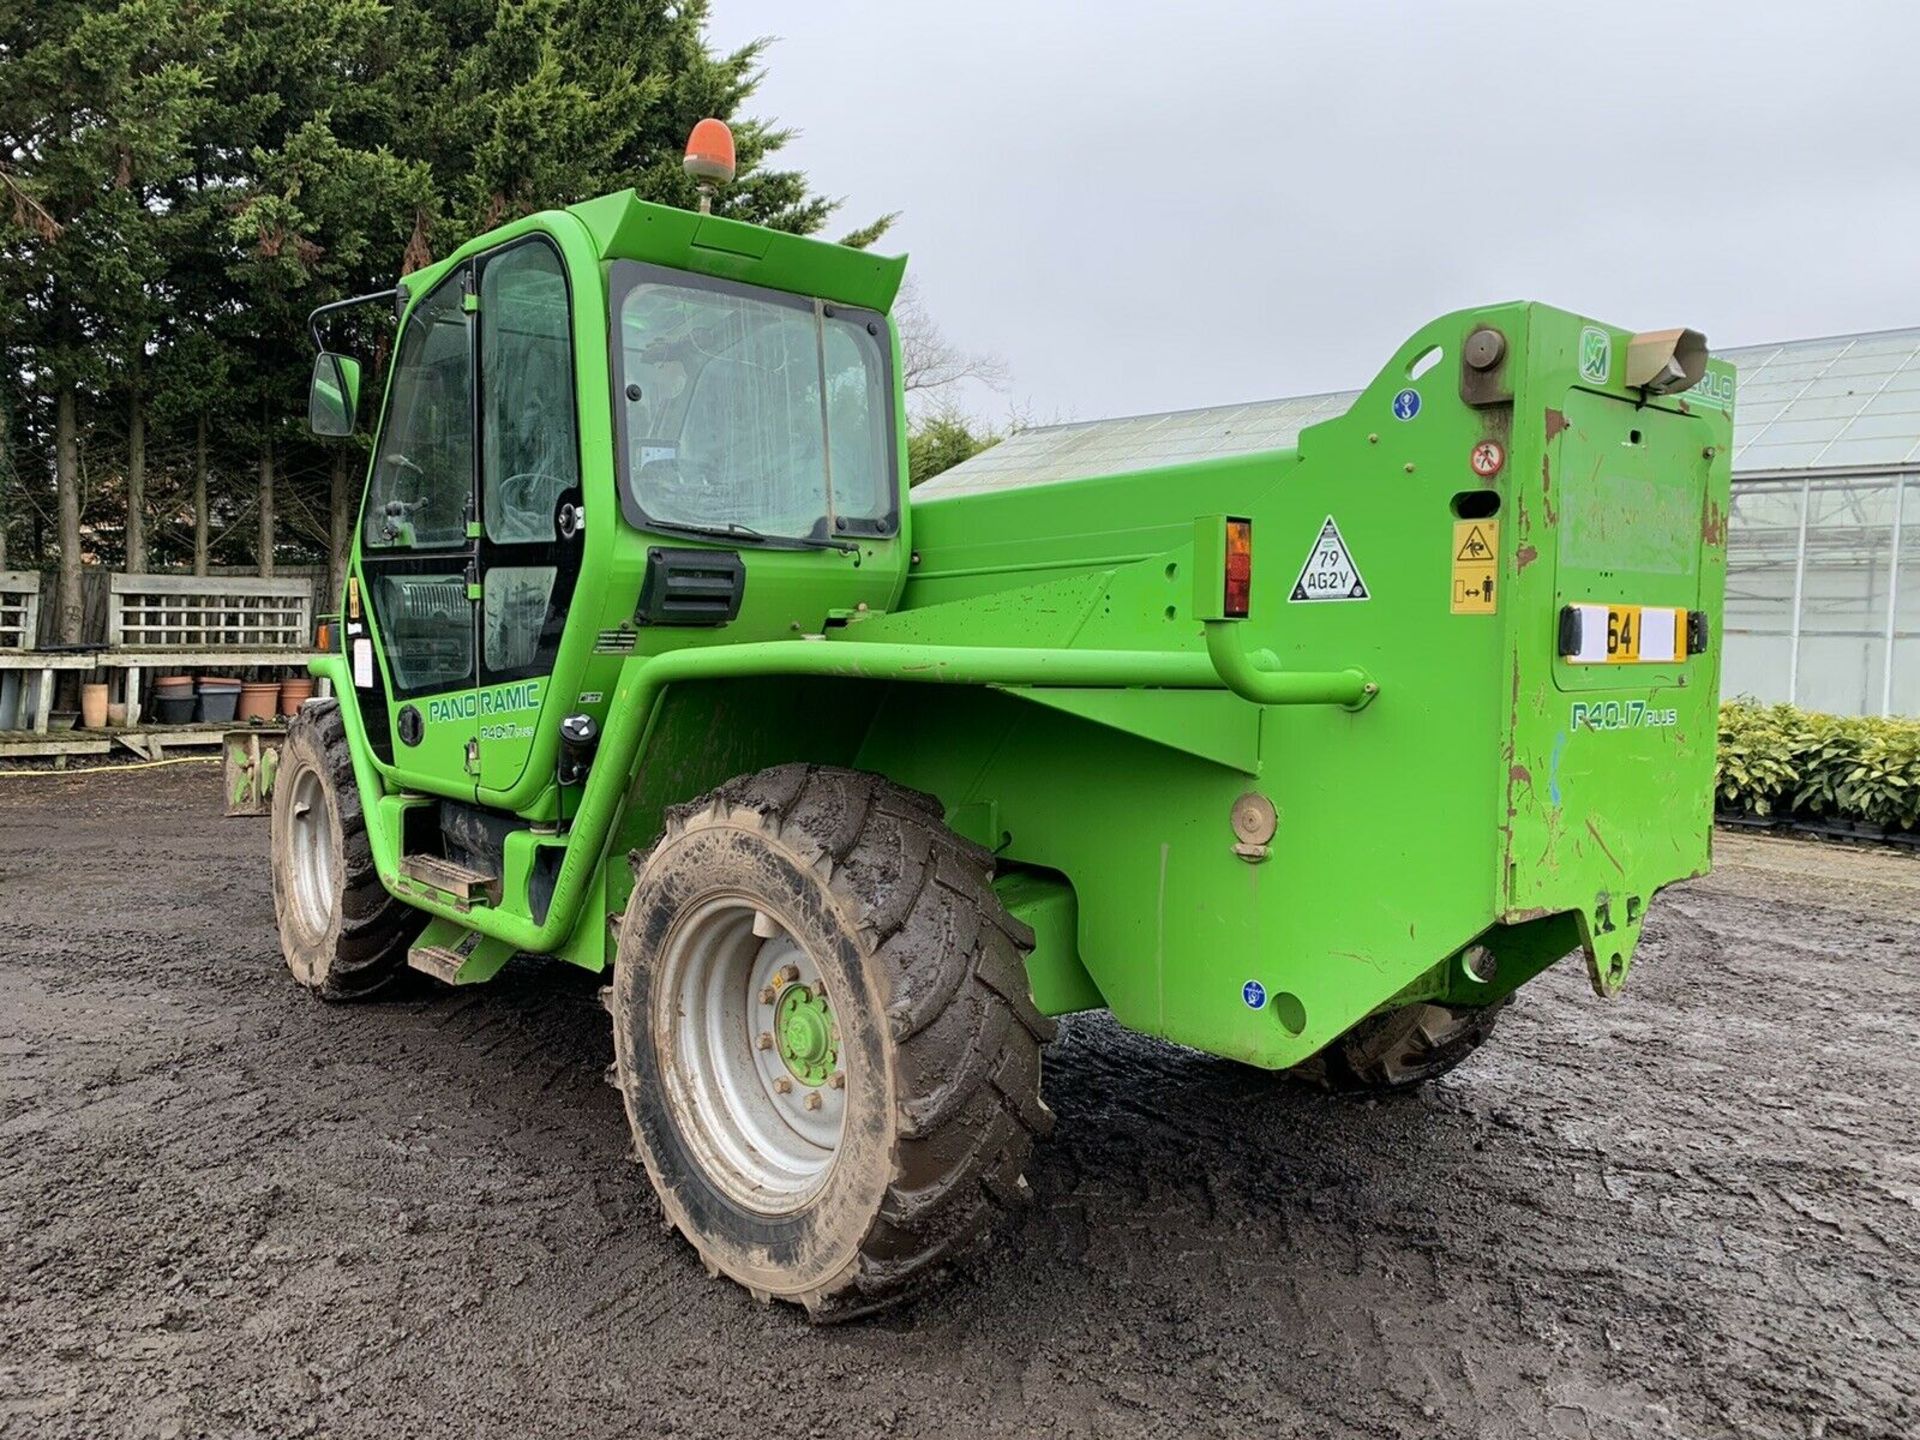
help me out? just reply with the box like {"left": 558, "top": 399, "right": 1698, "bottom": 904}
{"left": 1544, "top": 407, "right": 1570, "bottom": 440}
{"left": 1515, "top": 543, "right": 1539, "bottom": 572}
{"left": 1701, "top": 497, "right": 1728, "bottom": 547}
{"left": 1510, "top": 764, "right": 1533, "bottom": 786}
{"left": 1540, "top": 455, "right": 1559, "bottom": 526}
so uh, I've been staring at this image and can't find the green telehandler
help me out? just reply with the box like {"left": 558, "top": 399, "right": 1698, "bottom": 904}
{"left": 276, "top": 120, "right": 1733, "bottom": 1319}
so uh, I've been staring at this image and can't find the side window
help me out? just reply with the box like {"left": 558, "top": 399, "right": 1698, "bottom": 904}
{"left": 823, "top": 319, "right": 890, "bottom": 523}
{"left": 365, "top": 274, "right": 472, "bottom": 549}
{"left": 483, "top": 565, "right": 560, "bottom": 674}
{"left": 480, "top": 241, "right": 579, "bottom": 543}
{"left": 376, "top": 571, "right": 472, "bottom": 694}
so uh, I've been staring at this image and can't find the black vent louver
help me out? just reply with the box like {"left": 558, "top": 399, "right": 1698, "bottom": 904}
{"left": 636, "top": 547, "right": 746, "bottom": 627}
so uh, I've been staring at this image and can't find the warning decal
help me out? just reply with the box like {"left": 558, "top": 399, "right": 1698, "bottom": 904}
{"left": 1451, "top": 519, "right": 1499, "bottom": 614}
{"left": 1289, "top": 515, "right": 1370, "bottom": 603}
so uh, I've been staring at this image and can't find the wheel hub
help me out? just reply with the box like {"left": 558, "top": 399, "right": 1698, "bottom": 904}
{"left": 654, "top": 899, "right": 848, "bottom": 1215}
{"left": 774, "top": 983, "right": 838, "bottom": 1086}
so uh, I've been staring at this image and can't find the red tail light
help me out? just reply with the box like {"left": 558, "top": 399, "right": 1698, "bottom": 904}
{"left": 1223, "top": 518, "right": 1253, "bottom": 619}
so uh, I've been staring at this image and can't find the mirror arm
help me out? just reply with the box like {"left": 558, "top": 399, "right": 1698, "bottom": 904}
{"left": 307, "top": 285, "right": 408, "bottom": 354}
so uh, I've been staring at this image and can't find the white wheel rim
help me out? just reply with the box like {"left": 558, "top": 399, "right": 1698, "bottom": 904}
{"left": 286, "top": 764, "right": 336, "bottom": 940}
{"left": 655, "top": 896, "right": 848, "bottom": 1214}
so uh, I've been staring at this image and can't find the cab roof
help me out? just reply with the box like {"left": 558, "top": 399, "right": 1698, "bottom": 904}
{"left": 568, "top": 192, "right": 907, "bottom": 315}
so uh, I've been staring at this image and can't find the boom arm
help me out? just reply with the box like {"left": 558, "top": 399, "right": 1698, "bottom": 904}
{"left": 313, "top": 625, "right": 1378, "bottom": 953}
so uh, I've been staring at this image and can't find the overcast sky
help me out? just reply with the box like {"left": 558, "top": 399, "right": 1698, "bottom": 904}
{"left": 704, "top": 1, "right": 1920, "bottom": 427}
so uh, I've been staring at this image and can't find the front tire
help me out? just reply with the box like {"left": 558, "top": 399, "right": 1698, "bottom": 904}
{"left": 269, "top": 700, "right": 422, "bottom": 1000}
{"left": 610, "top": 764, "right": 1055, "bottom": 1321}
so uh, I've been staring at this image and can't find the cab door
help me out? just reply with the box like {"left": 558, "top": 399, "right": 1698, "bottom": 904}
{"left": 471, "top": 237, "right": 586, "bottom": 794}
{"left": 353, "top": 262, "right": 479, "bottom": 789}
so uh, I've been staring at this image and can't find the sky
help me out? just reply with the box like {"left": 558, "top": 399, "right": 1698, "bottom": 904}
{"left": 704, "top": 1, "right": 1920, "bottom": 428}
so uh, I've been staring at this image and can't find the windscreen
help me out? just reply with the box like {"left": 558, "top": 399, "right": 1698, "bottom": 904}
{"left": 614, "top": 267, "right": 894, "bottom": 542}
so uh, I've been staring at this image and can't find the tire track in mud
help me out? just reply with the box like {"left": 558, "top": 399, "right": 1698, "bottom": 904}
{"left": 0, "top": 774, "right": 1914, "bottom": 1439}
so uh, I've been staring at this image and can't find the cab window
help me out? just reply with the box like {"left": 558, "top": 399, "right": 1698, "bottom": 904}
{"left": 480, "top": 240, "right": 579, "bottom": 543}
{"left": 612, "top": 263, "right": 896, "bottom": 542}
{"left": 363, "top": 273, "right": 471, "bottom": 550}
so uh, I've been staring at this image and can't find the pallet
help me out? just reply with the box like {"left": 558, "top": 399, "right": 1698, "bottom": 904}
{"left": 0, "top": 723, "right": 242, "bottom": 762}
{"left": 0, "top": 732, "right": 112, "bottom": 760}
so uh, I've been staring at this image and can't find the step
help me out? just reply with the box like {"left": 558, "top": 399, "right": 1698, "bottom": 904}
{"left": 399, "top": 854, "right": 500, "bottom": 906}
{"left": 407, "top": 945, "right": 466, "bottom": 983}
{"left": 405, "top": 917, "right": 519, "bottom": 987}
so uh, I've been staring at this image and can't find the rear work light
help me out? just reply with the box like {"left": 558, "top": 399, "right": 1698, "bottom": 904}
{"left": 1223, "top": 518, "right": 1253, "bottom": 619}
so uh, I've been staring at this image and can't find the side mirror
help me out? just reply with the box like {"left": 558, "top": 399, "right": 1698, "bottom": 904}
{"left": 308, "top": 353, "right": 362, "bottom": 437}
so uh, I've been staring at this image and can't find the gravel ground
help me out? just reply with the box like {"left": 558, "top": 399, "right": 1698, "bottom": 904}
{"left": 0, "top": 763, "right": 1915, "bottom": 1440}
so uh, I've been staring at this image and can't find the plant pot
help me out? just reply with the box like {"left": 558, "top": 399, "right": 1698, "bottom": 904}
{"left": 196, "top": 683, "right": 240, "bottom": 725}
{"left": 155, "top": 695, "right": 197, "bottom": 725}
{"left": 106, "top": 702, "right": 128, "bottom": 726}
{"left": 80, "top": 682, "right": 110, "bottom": 729}
{"left": 48, "top": 710, "right": 79, "bottom": 731}
{"left": 278, "top": 677, "right": 315, "bottom": 717}
{"left": 238, "top": 681, "right": 280, "bottom": 722}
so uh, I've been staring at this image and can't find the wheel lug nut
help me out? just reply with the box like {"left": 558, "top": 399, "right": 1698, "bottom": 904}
{"left": 776, "top": 965, "right": 800, "bottom": 986}
{"left": 756, "top": 1032, "right": 773, "bottom": 1050}
{"left": 804, "top": 1092, "right": 822, "bottom": 1111}
{"left": 758, "top": 986, "right": 775, "bottom": 1005}
{"left": 772, "top": 1077, "right": 792, "bottom": 1095}
{"left": 828, "top": 1072, "right": 845, "bottom": 1090}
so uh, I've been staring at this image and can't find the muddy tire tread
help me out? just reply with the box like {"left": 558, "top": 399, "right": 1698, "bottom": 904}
{"left": 644, "top": 764, "right": 1056, "bottom": 1320}
{"left": 1300, "top": 997, "right": 1511, "bottom": 1094}
{"left": 275, "top": 700, "right": 422, "bottom": 1000}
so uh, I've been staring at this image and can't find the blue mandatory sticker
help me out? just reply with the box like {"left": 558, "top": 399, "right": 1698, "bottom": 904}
{"left": 1392, "top": 388, "right": 1422, "bottom": 421}
{"left": 1242, "top": 979, "right": 1267, "bottom": 1010}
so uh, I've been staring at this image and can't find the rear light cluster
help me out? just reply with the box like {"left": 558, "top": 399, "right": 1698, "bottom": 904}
{"left": 1223, "top": 518, "right": 1253, "bottom": 620}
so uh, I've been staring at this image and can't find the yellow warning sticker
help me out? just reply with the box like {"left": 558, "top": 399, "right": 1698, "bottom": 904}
{"left": 1451, "top": 519, "right": 1498, "bottom": 614}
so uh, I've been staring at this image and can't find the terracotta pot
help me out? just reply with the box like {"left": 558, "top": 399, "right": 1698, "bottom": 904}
{"left": 278, "top": 677, "right": 315, "bottom": 717}
{"left": 80, "top": 682, "right": 109, "bottom": 729}
{"left": 106, "top": 702, "right": 128, "bottom": 726}
{"left": 237, "top": 681, "right": 280, "bottom": 722}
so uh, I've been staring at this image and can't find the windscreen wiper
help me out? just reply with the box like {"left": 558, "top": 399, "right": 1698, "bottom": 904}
{"left": 646, "top": 518, "right": 860, "bottom": 554}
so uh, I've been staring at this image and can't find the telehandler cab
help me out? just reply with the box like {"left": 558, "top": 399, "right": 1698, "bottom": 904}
{"left": 277, "top": 120, "right": 1733, "bottom": 1318}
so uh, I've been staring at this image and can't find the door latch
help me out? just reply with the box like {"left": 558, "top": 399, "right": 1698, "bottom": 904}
{"left": 464, "top": 738, "right": 480, "bottom": 775}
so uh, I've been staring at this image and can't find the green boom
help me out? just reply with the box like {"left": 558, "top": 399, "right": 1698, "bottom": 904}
{"left": 307, "top": 187, "right": 1733, "bottom": 1073}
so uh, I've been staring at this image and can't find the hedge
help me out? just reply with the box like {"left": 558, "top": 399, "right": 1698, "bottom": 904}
{"left": 1717, "top": 700, "right": 1920, "bottom": 832}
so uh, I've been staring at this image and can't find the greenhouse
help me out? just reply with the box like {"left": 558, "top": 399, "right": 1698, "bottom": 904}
{"left": 1719, "top": 329, "right": 1919, "bottom": 717}
{"left": 928, "top": 326, "right": 1920, "bottom": 717}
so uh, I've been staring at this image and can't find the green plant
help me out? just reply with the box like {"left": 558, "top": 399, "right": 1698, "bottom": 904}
{"left": 1717, "top": 699, "right": 1920, "bottom": 831}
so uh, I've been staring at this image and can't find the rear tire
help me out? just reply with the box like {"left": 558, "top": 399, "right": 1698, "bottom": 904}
{"left": 1291, "top": 999, "right": 1510, "bottom": 1093}
{"left": 269, "top": 699, "right": 422, "bottom": 1000}
{"left": 610, "top": 764, "right": 1056, "bottom": 1321}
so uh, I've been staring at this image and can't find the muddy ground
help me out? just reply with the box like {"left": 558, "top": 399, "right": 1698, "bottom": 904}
{"left": 0, "top": 764, "right": 1915, "bottom": 1439}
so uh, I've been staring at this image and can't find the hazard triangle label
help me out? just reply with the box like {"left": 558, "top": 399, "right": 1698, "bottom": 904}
{"left": 1289, "top": 515, "right": 1370, "bottom": 602}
